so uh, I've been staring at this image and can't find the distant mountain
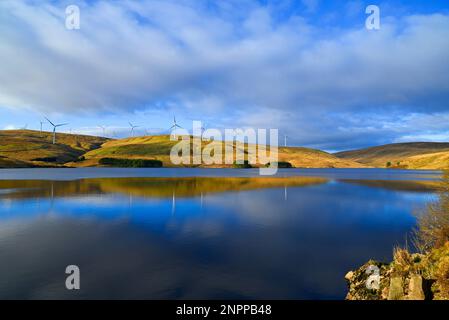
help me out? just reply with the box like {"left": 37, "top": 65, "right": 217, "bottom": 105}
{"left": 0, "top": 130, "right": 108, "bottom": 167}
{"left": 72, "top": 134, "right": 365, "bottom": 168}
{"left": 335, "top": 142, "right": 449, "bottom": 169}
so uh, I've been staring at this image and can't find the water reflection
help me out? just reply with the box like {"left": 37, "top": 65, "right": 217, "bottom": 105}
{"left": 0, "top": 174, "right": 438, "bottom": 299}
{"left": 0, "top": 176, "right": 327, "bottom": 200}
{"left": 340, "top": 179, "right": 440, "bottom": 192}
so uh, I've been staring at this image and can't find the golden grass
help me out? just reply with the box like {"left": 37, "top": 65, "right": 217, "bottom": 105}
{"left": 0, "top": 129, "right": 108, "bottom": 167}
{"left": 401, "top": 151, "right": 449, "bottom": 170}
{"left": 0, "top": 155, "right": 30, "bottom": 168}
{"left": 335, "top": 142, "right": 449, "bottom": 169}
{"left": 413, "top": 172, "right": 449, "bottom": 252}
{"left": 75, "top": 134, "right": 366, "bottom": 168}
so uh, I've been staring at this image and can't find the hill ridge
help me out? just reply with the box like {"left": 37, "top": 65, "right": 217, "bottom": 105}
{"left": 335, "top": 142, "right": 449, "bottom": 169}
{"left": 76, "top": 134, "right": 365, "bottom": 168}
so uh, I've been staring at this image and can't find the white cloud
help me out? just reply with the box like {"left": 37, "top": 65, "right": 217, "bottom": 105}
{"left": 394, "top": 133, "right": 449, "bottom": 143}
{"left": 1, "top": 0, "right": 448, "bottom": 115}
{"left": 0, "top": 0, "right": 448, "bottom": 149}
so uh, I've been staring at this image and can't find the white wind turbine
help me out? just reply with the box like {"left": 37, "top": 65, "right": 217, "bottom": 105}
{"left": 144, "top": 128, "right": 158, "bottom": 138}
{"left": 129, "top": 122, "right": 139, "bottom": 137}
{"left": 284, "top": 135, "right": 287, "bottom": 147}
{"left": 98, "top": 125, "right": 107, "bottom": 137}
{"left": 169, "top": 116, "right": 182, "bottom": 138}
{"left": 201, "top": 122, "right": 208, "bottom": 139}
{"left": 200, "top": 122, "right": 206, "bottom": 134}
{"left": 39, "top": 121, "right": 45, "bottom": 134}
{"left": 45, "top": 117, "right": 68, "bottom": 144}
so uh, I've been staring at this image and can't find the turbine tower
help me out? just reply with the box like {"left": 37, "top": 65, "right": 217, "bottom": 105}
{"left": 129, "top": 122, "right": 139, "bottom": 137}
{"left": 284, "top": 135, "right": 287, "bottom": 147}
{"left": 200, "top": 122, "right": 206, "bottom": 134}
{"left": 45, "top": 117, "right": 68, "bottom": 144}
{"left": 169, "top": 116, "right": 182, "bottom": 138}
{"left": 39, "top": 121, "right": 45, "bottom": 133}
{"left": 200, "top": 122, "right": 207, "bottom": 140}
{"left": 98, "top": 125, "right": 106, "bottom": 137}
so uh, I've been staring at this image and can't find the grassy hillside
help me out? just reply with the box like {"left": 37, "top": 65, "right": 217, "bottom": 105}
{"left": 6, "top": 131, "right": 447, "bottom": 169}
{"left": 399, "top": 150, "right": 449, "bottom": 170}
{"left": 73, "top": 134, "right": 365, "bottom": 168}
{"left": 0, "top": 130, "right": 108, "bottom": 167}
{"left": 335, "top": 142, "right": 449, "bottom": 169}
{"left": 0, "top": 155, "right": 31, "bottom": 168}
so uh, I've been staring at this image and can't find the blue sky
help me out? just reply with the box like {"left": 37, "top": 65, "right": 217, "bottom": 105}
{"left": 1, "top": 0, "right": 449, "bottom": 151}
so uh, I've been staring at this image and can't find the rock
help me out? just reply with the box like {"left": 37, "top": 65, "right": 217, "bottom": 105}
{"left": 408, "top": 274, "right": 425, "bottom": 300}
{"left": 381, "top": 286, "right": 389, "bottom": 300}
{"left": 388, "top": 277, "right": 404, "bottom": 300}
{"left": 346, "top": 242, "right": 449, "bottom": 300}
{"left": 345, "top": 271, "right": 354, "bottom": 281}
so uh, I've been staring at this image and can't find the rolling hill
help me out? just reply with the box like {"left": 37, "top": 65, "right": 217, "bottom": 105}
{"left": 5, "top": 131, "right": 448, "bottom": 169}
{"left": 0, "top": 130, "right": 108, "bottom": 168}
{"left": 335, "top": 142, "right": 449, "bottom": 169}
{"left": 72, "top": 134, "right": 365, "bottom": 168}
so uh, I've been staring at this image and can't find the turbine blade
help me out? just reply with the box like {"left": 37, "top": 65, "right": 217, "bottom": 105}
{"left": 45, "top": 117, "right": 55, "bottom": 126}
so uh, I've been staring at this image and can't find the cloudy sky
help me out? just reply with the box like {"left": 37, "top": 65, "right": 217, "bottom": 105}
{"left": 0, "top": 0, "right": 448, "bottom": 151}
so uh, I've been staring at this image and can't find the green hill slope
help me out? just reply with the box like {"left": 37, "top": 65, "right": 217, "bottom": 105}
{"left": 0, "top": 130, "right": 108, "bottom": 167}
{"left": 75, "top": 134, "right": 365, "bottom": 168}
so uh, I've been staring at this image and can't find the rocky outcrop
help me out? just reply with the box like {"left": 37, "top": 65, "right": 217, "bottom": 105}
{"left": 345, "top": 242, "right": 449, "bottom": 300}
{"left": 408, "top": 274, "right": 425, "bottom": 300}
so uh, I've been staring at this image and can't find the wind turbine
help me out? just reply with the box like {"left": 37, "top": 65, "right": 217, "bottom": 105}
{"left": 71, "top": 129, "right": 77, "bottom": 139}
{"left": 21, "top": 124, "right": 28, "bottom": 130}
{"left": 284, "top": 135, "right": 287, "bottom": 147}
{"left": 200, "top": 122, "right": 207, "bottom": 140}
{"left": 98, "top": 125, "right": 107, "bottom": 137}
{"left": 129, "top": 122, "right": 139, "bottom": 137}
{"left": 45, "top": 117, "right": 68, "bottom": 144}
{"left": 200, "top": 122, "right": 206, "bottom": 134}
{"left": 39, "top": 121, "right": 45, "bottom": 134}
{"left": 169, "top": 116, "right": 182, "bottom": 138}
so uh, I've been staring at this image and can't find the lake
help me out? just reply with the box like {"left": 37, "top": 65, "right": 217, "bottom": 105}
{"left": 0, "top": 168, "right": 441, "bottom": 299}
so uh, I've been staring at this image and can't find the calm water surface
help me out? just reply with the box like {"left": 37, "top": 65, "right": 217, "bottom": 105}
{"left": 0, "top": 168, "right": 440, "bottom": 299}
